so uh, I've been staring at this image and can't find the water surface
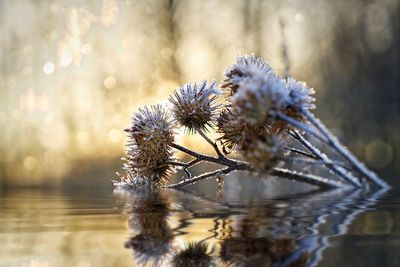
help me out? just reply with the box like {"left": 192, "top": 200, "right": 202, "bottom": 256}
{"left": 1, "top": 179, "right": 399, "bottom": 267}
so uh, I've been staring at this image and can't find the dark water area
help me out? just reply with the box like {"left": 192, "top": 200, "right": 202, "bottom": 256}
{"left": 1, "top": 176, "right": 400, "bottom": 267}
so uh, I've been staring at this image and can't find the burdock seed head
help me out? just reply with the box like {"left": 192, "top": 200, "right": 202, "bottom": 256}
{"left": 285, "top": 77, "right": 315, "bottom": 112}
{"left": 221, "top": 53, "right": 272, "bottom": 96}
{"left": 169, "top": 80, "right": 220, "bottom": 133}
{"left": 240, "top": 134, "right": 283, "bottom": 173}
{"left": 127, "top": 104, "right": 175, "bottom": 149}
{"left": 231, "top": 70, "right": 288, "bottom": 125}
{"left": 216, "top": 107, "right": 247, "bottom": 153}
{"left": 124, "top": 104, "right": 176, "bottom": 187}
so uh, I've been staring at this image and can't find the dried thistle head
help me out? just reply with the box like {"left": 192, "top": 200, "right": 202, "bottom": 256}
{"left": 124, "top": 105, "right": 176, "bottom": 187}
{"left": 231, "top": 72, "right": 289, "bottom": 125}
{"left": 264, "top": 78, "right": 315, "bottom": 130}
{"left": 223, "top": 55, "right": 291, "bottom": 131}
{"left": 123, "top": 153, "right": 174, "bottom": 187}
{"left": 217, "top": 106, "right": 280, "bottom": 154}
{"left": 222, "top": 54, "right": 318, "bottom": 135}
{"left": 169, "top": 80, "right": 220, "bottom": 133}
{"left": 286, "top": 77, "right": 315, "bottom": 112}
{"left": 240, "top": 134, "right": 284, "bottom": 173}
{"left": 216, "top": 107, "right": 247, "bottom": 153}
{"left": 172, "top": 242, "right": 214, "bottom": 267}
{"left": 128, "top": 104, "right": 175, "bottom": 149}
{"left": 221, "top": 54, "right": 272, "bottom": 96}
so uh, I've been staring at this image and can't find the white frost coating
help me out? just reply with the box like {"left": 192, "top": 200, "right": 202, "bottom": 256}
{"left": 169, "top": 79, "right": 220, "bottom": 132}
{"left": 224, "top": 53, "right": 272, "bottom": 78}
{"left": 286, "top": 77, "right": 316, "bottom": 111}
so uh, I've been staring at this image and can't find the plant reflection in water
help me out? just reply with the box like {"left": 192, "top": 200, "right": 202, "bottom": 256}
{"left": 115, "top": 186, "right": 387, "bottom": 266}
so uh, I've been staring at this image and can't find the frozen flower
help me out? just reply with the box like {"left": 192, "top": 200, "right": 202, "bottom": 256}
{"left": 285, "top": 77, "right": 315, "bottom": 111}
{"left": 222, "top": 54, "right": 316, "bottom": 133}
{"left": 128, "top": 104, "right": 175, "bottom": 150}
{"left": 169, "top": 80, "right": 220, "bottom": 133}
{"left": 221, "top": 53, "right": 272, "bottom": 96}
{"left": 240, "top": 134, "right": 283, "bottom": 172}
{"left": 123, "top": 153, "right": 174, "bottom": 187}
{"left": 217, "top": 106, "right": 279, "bottom": 154}
{"left": 124, "top": 105, "right": 175, "bottom": 186}
{"left": 216, "top": 107, "right": 247, "bottom": 153}
{"left": 231, "top": 71, "right": 288, "bottom": 125}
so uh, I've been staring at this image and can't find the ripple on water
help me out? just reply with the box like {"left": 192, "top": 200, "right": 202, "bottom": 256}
{"left": 1, "top": 185, "right": 400, "bottom": 266}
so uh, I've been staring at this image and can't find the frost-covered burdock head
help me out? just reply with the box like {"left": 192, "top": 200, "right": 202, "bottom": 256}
{"left": 240, "top": 134, "right": 283, "bottom": 172}
{"left": 216, "top": 107, "right": 247, "bottom": 153}
{"left": 217, "top": 106, "right": 279, "bottom": 154}
{"left": 127, "top": 105, "right": 175, "bottom": 149}
{"left": 285, "top": 77, "right": 315, "bottom": 112}
{"left": 221, "top": 54, "right": 272, "bottom": 96}
{"left": 231, "top": 70, "right": 289, "bottom": 125}
{"left": 125, "top": 105, "right": 176, "bottom": 186}
{"left": 169, "top": 80, "right": 220, "bottom": 133}
{"left": 222, "top": 54, "right": 316, "bottom": 134}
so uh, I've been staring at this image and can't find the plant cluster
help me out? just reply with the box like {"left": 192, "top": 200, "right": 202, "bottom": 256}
{"left": 114, "top": 54, "right": 389, "bottom": 190}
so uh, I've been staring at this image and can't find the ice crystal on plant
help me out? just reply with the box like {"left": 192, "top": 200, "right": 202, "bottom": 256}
{"left": 114, "top": 53, "right": 388, "bottom": 191}
{"left": 240, "top": 134, "right": 283, "bottom": 173}
{"left": 124, "top": 105, "right": 176, "bottom": 186}
{"left": 221, "top": 53, "right": 272, "bottom": 96}
{"left": 231, "top": 70, "right": 289, "bottom": 125}
{"left": 286, "top": 77, "right": 315, "bottom": 111}
{"left": 216, "top": 107, "right": 247, "bottom": 153}
{"left": 169, "top": 80, "right": 219, "bottom": 133}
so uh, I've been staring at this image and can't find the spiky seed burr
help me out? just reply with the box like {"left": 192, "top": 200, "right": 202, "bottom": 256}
{"left": 169, "top": 80, "right": 220, "bottom": 133}
{"left": 124, "top": 105, "right": 176, "bottom": 186}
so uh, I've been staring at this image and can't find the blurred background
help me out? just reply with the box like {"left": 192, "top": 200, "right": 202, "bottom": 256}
{"left": 0, "top": 0, "right": 399, "bottom": 189}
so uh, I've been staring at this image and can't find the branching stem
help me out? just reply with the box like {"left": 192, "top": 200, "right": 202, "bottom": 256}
{"left": 167, "top": 141, "right": 345, "bottom": 189}
{"left": 289, "top": 130, "right": 362, "bottom": 187}
{"left": 300, "top": 110, "right": 389, "bottom": 189}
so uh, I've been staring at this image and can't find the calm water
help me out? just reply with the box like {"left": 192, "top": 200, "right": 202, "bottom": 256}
{"left": 1, "top": 178, "right": 400, "bottom": 267}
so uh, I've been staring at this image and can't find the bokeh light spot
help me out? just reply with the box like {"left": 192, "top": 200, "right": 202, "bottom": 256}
{"left": 104, "top": 76, "right": 117, "bottom": 89}
{"left": 60, "top": 52, "right": 73, "bottom": 67}
{"left": 43, "top": 62, "right": 55, "bottom": 75}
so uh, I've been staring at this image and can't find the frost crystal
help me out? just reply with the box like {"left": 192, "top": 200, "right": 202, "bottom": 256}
{"left": 221, "top": 53, "right": 272, "bottom": 96}
{"left": 169, "top": 80, "right": 219, "bottom": 133}
{"left": 286, "top": 77, "right": 315, "bottom": 111}
{"left": 124, "top": 105, "right": 175, "bottom": 186}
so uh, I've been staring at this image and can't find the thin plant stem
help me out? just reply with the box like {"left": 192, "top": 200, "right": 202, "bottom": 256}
{"left": 281, "top": 157, "right": 348, "bottom": 167}
{"left": 171, "top": 143, "right": 221, "bottom": 165}
{"left": 271, "top": 168, "right": 349, "bottom": 189}
{"left": 166, "top": 164, "right": 346, "bottom": 189}
{"left": 289, "top": 130, "right": 362, "bottom": 187}
{"left": 301, "top": 109, "right": 390, "bottom": 189}
{"left": 272, "top": 110, "right": 327, "bottom": 143}
{"left": 166, "top": 167, "right": 235, "bottom": 189}
{"left": 285, "top": 146, "right": 317, "bottom": 159}
{"left": 197, "top": 129, "right": 226, "bottom": 160}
